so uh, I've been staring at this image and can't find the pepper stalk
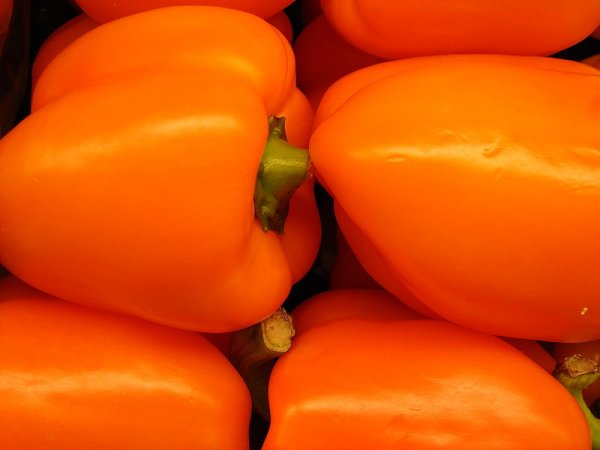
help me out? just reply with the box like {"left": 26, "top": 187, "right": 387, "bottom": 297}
{"left": 254, "top": 116, "right": 311, "bottom": 234}
{"left": 229, "top": 308, "right": 295, "bottom": 421}
{"left": 554, "top": 354, "right": 600, "bottom": 448}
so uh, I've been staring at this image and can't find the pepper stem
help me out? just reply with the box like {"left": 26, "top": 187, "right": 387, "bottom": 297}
{"left": 229, "top": 308, "right": 295, "bottom": 421}
{"left": 254, "top": 116, "right": 310, "bottom": 234}
{"left": 553, "top": 354, "right": 600, "bottom": 449}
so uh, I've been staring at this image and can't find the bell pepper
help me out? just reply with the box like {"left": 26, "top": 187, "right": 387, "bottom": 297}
{"left": 292, "top": 288, "right": 555, "bottom": 372}
{"left": 0, "top": 276, "right": 252, "bottom": 449}
{"left": 31, "top": 14, "right": 99, "bottom": 89}
{"left": 310, "top": 54, "right": 600, "bottom": 342}
{"left": 291, "top": 288, "right": 422, "bottom": 335}
{"left": 266, "top": 11, "right": 293, "bottom": 43}
{"left": 0, "top": 6, "right": 320, "bottom": 332}
{"left": 320, "top": 0, "right": 600, "bottom": 59}
{"left": 30, "top": 9, "right": 292, "bottom": 91}
{"left": 264, "top": 319, "right": 589, "bottom": 449}
{"left": 293, "top": 14, "right": 383, "bottom": 110}
{"left": 72, "top": 0, "right": 294, "bottom": 23}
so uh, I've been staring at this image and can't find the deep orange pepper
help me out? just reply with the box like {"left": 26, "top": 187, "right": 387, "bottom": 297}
{"left": 293, "top": 15, "right": 383, "bottom": 110}
{"left": 0, "top": 276, "right": 252, "bottom": 449}
{"left": 264, "top": 319, "right": 589, "bottom": 449}
{"left": 292, "top": 289, "right": 555, "bottom": 372}
{"left": 320, "top": 0, "right": 600, "bottom": 59}
{"left": 310, "top": 54, "right": 600, "bottom": 342}
{"left": 266, "top": 10, "right": 293, "bottom": 43}
{"left": 0, "top": 7, "right": 320, "bottom": 333}
{"left": 291, "top": 288, "right": 422, "bottom": 335}
{"left": 31, "top": 14, "right": 99, "bottom": 89}
{"left": 72, "top": 0, "right": 293, "bottom": 22}
{"left": 31, "top": 10, "right": 291, "bottom": 92}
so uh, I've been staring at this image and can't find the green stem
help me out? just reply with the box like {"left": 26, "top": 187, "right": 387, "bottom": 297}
{"left": 229, "top": 308, "right": 295, "bottom": 421}
{"left": 554, "top": 354, "right": 600, "bottom": 449}
{"left": 254, "top": 116, "right": 310, "bottom": 234}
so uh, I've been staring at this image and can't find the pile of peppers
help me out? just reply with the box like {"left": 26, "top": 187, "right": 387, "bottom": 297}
{"left": 1, "top": 0, "right": 600, "bottom": 448}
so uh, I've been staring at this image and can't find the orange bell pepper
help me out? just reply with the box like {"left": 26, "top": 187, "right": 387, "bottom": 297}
{"left": 293, "top": 15, "right": 383, "bottom": 110}
{"left": 0, "top": 7, "right": 320, "bottom": 332}
{"left": 266, "top": 10, "right": 293, "bottom": 43}
{"left": 291, "top": 288, "right": 422, "bottom": 335}
{"left": 320, "top": 0, "right": 600, "bottom": 59}
{"left": 31, "top": 14, "right": 99, "bottom": 89}
{"left": 292, "top": 289, "right": 555, "bottom": 372}
{"left": 30, "top": 9, "right": 292, "bottom": 93}
{"left": 72, "top": 0, "right": 294, "bottom": 23}
{"left": 0, "top": 276, "right": 252, "bottom": 449}
{"left": 310, "top": 54, "right": 600, "bottom": 342}
{"left": 264, "top": 319, "right": 589, "bottom": 449}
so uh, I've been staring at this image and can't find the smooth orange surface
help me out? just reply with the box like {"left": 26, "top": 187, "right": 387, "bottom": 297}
{"left": 32, "top": 6, "right": 296, "bottom": 114}
{"left": 291, "top": 289, "right": 423, "bottom": 335}
{"left": 320, "top": 0, "right": 600, "bottom": 59}
{"left": 0, "top": 7, "right": 320, "bottom": 333}
{"left": 266, "top": 10, "right": 293, "bottom": 43}
{"left": 310, "top": 55, "right": 600, "bottom": 342}
{"left": 31, "top": 14, "right": 98, "bottom": 89}
{"left": 265, "top": 320, "right": 589, "bottom": 449}
{"left": 293, "top": 15, "right": 383, "bottom": 110}
{"left": 291, "top": 289, "right": 554, "bottom": 372}
{"left": 73, "top": 0, "right": 293, "bottom": 22}
{"left": 502, "top": 338, "right": 555, "bottom": 374}
{"left": 0, "top": 277, "right": 252, "bottom": 449}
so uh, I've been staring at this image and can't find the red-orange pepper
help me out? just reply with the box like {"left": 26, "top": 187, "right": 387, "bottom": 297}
{"left": 0, "top": 276, "right": 252, "bottom": 449}
{"left": 0, "top": 7, "right": 320, "bottom": 332}
{"left": 292, "top": 289, "right": 555, "bottom": 373}
{"left": 320, "top": 0, "right": 600, "bottom": 59}
{"left": 31, "top": 14, "right": 99, "bottom": 89}
{"left": 310, "top": 54, "right": 600, "bottom": 342}
{"left": 72, "top": 0, "right": 294, "bottom": 22}
{"left": 264, "top": 319, "right": 589, "bottom": 449}
{"left": 293, "top": 15, "right": 383, "bottom": 110}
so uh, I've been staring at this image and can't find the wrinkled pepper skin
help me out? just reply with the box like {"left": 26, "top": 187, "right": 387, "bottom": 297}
{"left": 310, "top": 54, "right": 600, "bottom": 342}
{"left": 320, "top": 0, "right": 600, "bottom": 59}
{"left": 0, "top": 277, "right": 252, "bottom": 449}
{"left": 73, "top": 0, "right": 293, "bottom": 23}
{"left": 0, "top": 7, "right": 320, "bottom": 333}
{"left": 264, "top": 320, "right": 589, "bottom": 449}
